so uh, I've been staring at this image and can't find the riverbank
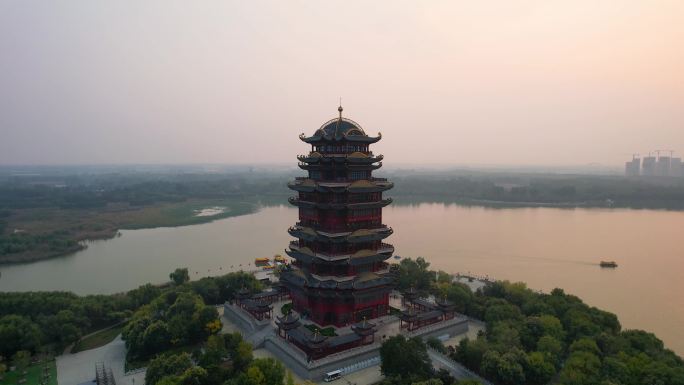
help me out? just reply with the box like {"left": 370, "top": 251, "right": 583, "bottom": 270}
{"left": 0, "top": 198, "right": 260, "bottom": 264}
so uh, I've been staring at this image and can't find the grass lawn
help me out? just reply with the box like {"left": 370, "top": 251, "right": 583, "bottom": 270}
{"left": 118, "top": 199, "right": 259, "bottom": 230}
{"left": 0, "top": 361, "right": 57, "bottom": 385}
{"left": 72, "top": 324, "right": 124, "bottom": 353}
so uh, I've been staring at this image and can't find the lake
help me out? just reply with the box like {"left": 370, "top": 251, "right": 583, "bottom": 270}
{"left": 0, "top": 203, "right": 682, "bottom": 355}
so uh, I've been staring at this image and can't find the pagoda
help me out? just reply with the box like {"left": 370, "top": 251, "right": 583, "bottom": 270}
{"left": 281, "top": 106, "right": 395, "bottom": 327}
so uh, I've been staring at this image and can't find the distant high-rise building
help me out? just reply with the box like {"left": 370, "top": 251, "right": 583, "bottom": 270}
{"left": 625, "top": 158, "right": 640, "bottom": 177}
{"left": 670, "top": 157, "right": 683, "bottom": 178}
{"left": 656, "top": 156, "right": 671, "bottom": 176}
{"left": 642, "top": 156, "right": 656, "bottom": 176}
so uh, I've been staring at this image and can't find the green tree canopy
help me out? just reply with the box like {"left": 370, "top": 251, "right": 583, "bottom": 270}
{"left": 169, "top": 268, "right": 190, "bottom": 286}
{"left": 380, "top": 335, "right": 433, "bottom": 382}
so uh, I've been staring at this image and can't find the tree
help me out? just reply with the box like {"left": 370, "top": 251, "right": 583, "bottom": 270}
{"left": 426, "top": 337, "right": 447, "bottom": 354}
{"left": 569, "top": 338, "right": 600, "bottom": 355}
{"left": 396, "top": 257, "right": 434, "bottom": 293}
{"left": 483, "top": 300, "right": 523, "bottom": 326}
{"left": 536, "top": 335, "right": 563, "bottom": 366}
{"left": 123, "top": 291, "right": 219, "bottom": 360}
{"left": 412, "top": 379, "right": 442, "bottom": 385}
{"left": 525, "top": 352, "right": 555, "bottom": 385}
{"left": 0, "top": 316, "right": 41, "bottom": 358}
{"left": 233, "top": 340, "right": 254, "bottom": 373}
{"left": 557, "top": 351, "right": 601, "bottom": 385}
{"left": 480, "top": 349, "right": 526, "bottom": 385}
{"left": 170, "top": 268, "right": 190, "bottom": 286}
{"left": 145, "top": 352, "right": 194, "bottom": 385}
{"left": 453, "top": 338, "right": 489, "bottom": 371}
{"left": 380, "top": 335, "right": 432, "bottom": 381}
{"left": 249, "top": 358, "right": 285, "bottom": 385}
{"left": 178, "top": 367, "right": 207, "bottom": 385}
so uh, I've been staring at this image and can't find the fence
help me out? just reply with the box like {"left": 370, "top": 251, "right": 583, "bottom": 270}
{"left": 338, "top": 356, "right": 381, "bottom": 376}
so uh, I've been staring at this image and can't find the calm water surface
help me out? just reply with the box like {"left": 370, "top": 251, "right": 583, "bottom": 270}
{"left": 0, "top": 204, "right": 682, "bottom": 355}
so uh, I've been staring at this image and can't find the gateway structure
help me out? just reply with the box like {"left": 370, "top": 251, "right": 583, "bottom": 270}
{"left": 281, "top": 106, "right": 395, "bottom": 326}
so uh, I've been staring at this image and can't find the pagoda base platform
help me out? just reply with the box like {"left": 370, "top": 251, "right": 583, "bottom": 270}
{"left": 223, "top": 302, "right": 271, "bottom": 333}
{"left": 221, "top": 296, "right": 470, "bottom": 381}
{"left": 263, "top": 315, "right": 469, "bottom": 381}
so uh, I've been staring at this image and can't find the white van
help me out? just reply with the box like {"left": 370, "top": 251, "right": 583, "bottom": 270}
{"left": 324, "top": 370, "right": 342, "bottom": 382}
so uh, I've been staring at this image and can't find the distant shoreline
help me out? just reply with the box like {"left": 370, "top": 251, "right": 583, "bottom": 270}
{"left": 0, "top": 199, "right": 260, "bottom": 265}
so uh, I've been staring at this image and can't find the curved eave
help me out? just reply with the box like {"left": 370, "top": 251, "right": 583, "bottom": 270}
{"left": 281, "top": 271, "right": 393, "bottom": 291}
{"left": 298, "top": 163, "right": 382, "bottom": 171}
{"left": 288, "top": 179, "right": 394, "bottom": 193}
{"left": 349, "top": 253, "right": 393, "bottom": 266}
{"left": 345, "top": 133, "right": 381, "bottom": 143}
{"left": 347, "top": 155, "right": 383, "bottom": 164}
{"left": 287, "top": 227, "right": 320, "bottom": 242}
{"left": 347, "top": 198, "right": 393, "bottom": 210}
{"left": 287, "top": 180, "right": 316, "bottom": 192}
{"left": 288, "top": 198, "right": 392, "bottom": 210}
{"left": 347, "top": 182, "right": 394, "bottom": 193}
{"left": 288, "top": 197, "right": 317, "bottom": 208}
{"left": 347, "top": 228, "right": 393, "bottom": 243}
{"left": 288, "top": 226, "right": 393, "bottom": 243}
{"left": 285, "top": 248, "right": 349, "bottom": 264}
{"left": 286, "top": 247, "right": 393, "bottom": 265}
{"left": 297, "top": 155, "right": 383, "bottom": 164}
{"left": 298, "top": 134, "right": 381, "bottom": 144}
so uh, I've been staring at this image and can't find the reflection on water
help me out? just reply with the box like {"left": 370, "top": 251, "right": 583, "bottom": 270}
{"left": 0, "top": 203, "right": 682, "bottom": 355}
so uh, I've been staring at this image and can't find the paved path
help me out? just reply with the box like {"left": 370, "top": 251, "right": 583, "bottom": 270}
{"left": 427, "top": 348, "right": 491, "bottom": 385}
{"left": 56, "top": 335, "right": 146, "bottom": 385}
{"left": 63, "top": 322, "right": 126, "bottom": 355}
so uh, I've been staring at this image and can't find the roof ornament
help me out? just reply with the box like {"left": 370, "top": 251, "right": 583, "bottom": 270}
{"left": 338, "top": 98, "right": 343, "bottom": 121}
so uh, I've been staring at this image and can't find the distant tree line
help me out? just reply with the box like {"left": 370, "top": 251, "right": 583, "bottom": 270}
{"left": 390, "top": 173, "right": 684, "bottom": 209}
{"left": 0, "top": 173, "right": 290, "bottom": 211}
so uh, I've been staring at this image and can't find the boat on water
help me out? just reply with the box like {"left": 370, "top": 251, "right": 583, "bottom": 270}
{"left": 255, "top": 257, "right": 270, "bottom": 267}
{"left": 600, "top": 261, "right": 618, "bottom": 268}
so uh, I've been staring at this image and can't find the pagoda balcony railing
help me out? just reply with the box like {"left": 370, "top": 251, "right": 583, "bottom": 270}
{"left": 298, "top": 151, "right": 375, "bottom": 159}
{"left": 295, "top": 221, "right": 389, "bottom": 233}
{"left": 296, "top": 195, "right": 382, "bottom": 204}
{"left": 290, "top": 197, "right": 391, "bottom": 206}
{"left": 293, "top": 176, "right": 388, "bottom": 183}
{"left": 289, "top": 225, "right": 394, "bottom": 238}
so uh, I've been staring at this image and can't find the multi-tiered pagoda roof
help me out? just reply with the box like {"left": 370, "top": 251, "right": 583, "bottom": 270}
{"left": 280, "top": 106, "right": 396, "bottom": 327}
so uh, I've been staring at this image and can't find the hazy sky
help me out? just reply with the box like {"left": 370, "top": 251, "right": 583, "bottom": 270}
{"left": 1, "top": 1, "right": 682, "bottom": 166}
